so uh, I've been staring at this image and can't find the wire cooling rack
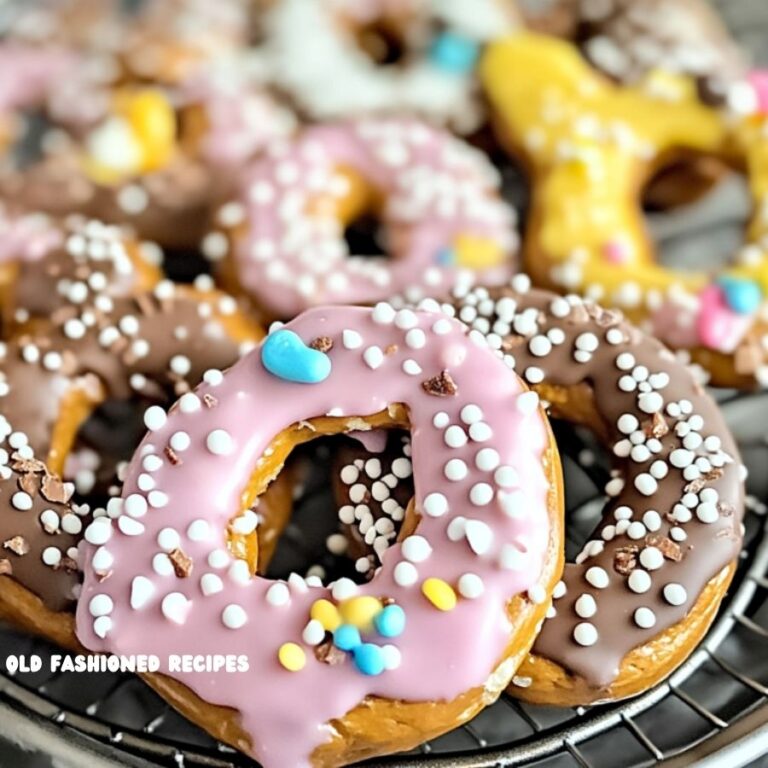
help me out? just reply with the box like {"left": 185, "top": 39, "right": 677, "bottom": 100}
{"left": 1, "top": 1, "right": 768, "bottom": 767}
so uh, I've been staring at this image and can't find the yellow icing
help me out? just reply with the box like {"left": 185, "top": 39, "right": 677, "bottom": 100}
{"left": 83, "top": 88, "right": 177, "bottom": 184}
{"left": 480, "top": 33, "right": 736, "bottom": 317}
{"left": 453, "top": 233, "right": 506, "bottom": 269}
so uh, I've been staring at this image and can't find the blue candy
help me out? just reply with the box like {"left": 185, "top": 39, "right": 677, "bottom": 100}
{"left": 435, "top": 247, "right": 456, "bottom": 266}
{"left": 374, "top": 604, "right": 406, "bottom": 638}
{"left": 429, "top": 32, "right": 479, "bottom": 75}
{"left": 333, "top": 624, "right": 361, "bottom": 652}
{"left": 261, "top": 329, "right": 332, "bottom": 384}
{"left": 353, "top": 643, "right": 385, "bottom": 676}
{"left": 718, "top": 277, "right": 763, "bottom": 315}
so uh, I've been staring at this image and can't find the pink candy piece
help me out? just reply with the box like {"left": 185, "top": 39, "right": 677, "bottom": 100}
{"left": 696, "top": 284, "right": 753, "bottom": 354}
{"left": 748, "top": 69, "right": 768, "bottom": 115}
{"left": 603, "top": 239, "right": 629, "bottom": 264}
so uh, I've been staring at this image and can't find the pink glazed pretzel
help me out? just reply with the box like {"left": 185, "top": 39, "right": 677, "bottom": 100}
{"left": 76, "top": 303, "right": 562, "bottom": 768}
{"left": 211, "top": 118, "right": 518, "bottom": 319}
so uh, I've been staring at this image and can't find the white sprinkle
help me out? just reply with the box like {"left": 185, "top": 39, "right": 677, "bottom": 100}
{"left": 342, "top": 329, "right": 363, "bottom": 349}
{"left": 469, "top": 483, "right": 493, "bottom": 506}
{"left": 143, "top": 405, "right": 167, "bottom": 431}
{"left": 634, "top": 607, "right": 656, "bottom": 629}
{"left": 118, "top": 515, "right": 144, "bottom": 536}
{"left": 402, "top": 535, "right": 432, "bottom": 563}
{"left": 469, "top": 422, "right": 493, "bottom": 442}
{"left": 302, "top": 619, "right": 325, "bottom": 646}
{"left": 124, "top": 494, "right": 148, "bottom": 518}
{"left": 663, "top": 583, "right": 687, "bottom": 606}
{"left": 433, "top": 411, "right": 450, "bottom": 428}
{"left": 402, "top": 359, "right": 422, "bottom": 375}
{"left": 222, "top": 604, "right": 247, "bottom": 629}
{"left": 85, "top": 518, "right": 112, "bottom": 545}
{"left": 89, "top": 594, "right": 114, "bottom": 618}
{"left": 187, "top": 519, "right": 210, "bottom": 541}
{"left": 585, "top": 566, "right": 609, "bottom": 589}
{"left": 444, "top": 458, "right": 468, "bottom": 481}
{"left": 464, "top": 519, "right": 493, "bottom": 554}
{"left": 200, "top": 573, "right": 224, "bottom": 596}
{"left": 266, "top": 582, "right": 290, "bottom": 606}
{"left": 11, "top": 492, "right": 33, "bottom": 511}
{"left": 458, "top": 573, "right": 484, "bottom": 599}
{"left": 130, "top": 576, "right": 155, "bottom": 610}
{"left": 423, "top": 493, "right": 448, "bottom": 517}
{"left": 634, "top": 473, "right": 658, "bottom": 496}
{"left": 628, "top": 569, "right": 651, "bottom": 593}
{"left": 444, "top": 425, "right": 468, "bottom": 448}
{"left": 207, "top": 429, "right": 234, "bottom": 455}
{"left": 575, "top": 594, "right": 597, "bottom": 618}
{"left": 573, "top": 622, "right": 598, "bottom": 646}
{"left": 179, "top": 393, "right": 201, "bottom": 413}
{"left": 517, "top": 391, "right": 540, "bottom": 417}
{"left": 157, "top": 528, "right": 180, "bottom": 551}
{"left": 393, "top": 561, "right": 418, "bottom": 586}
{"left": 639, "top": 547, "right": 664, "bottom": 570}
{"left": 499, "top": 543, "right": 525, "bottom": 570}
{"left": 372, "top": 302, "right": 396, "bottom": 324}
{"left": 363, "top": 346, "right": 384, "bottom": 369}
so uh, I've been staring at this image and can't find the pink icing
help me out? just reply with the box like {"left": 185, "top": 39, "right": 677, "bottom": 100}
{"left": 748, "top": 69, "right": 768, "bottom": 115}
{"left": 0, "top": 208, "right": 62, "bottom": 264}
{"left": 0, "top": 43, "right": 75, "bottom": 114}
{"left": 230, "top": 118, "right": 517, "bottom": 318}
{"left": 75, "top": 305, "right": 552, "bottom": 767}
{"left": 696, "top": 284, "right": 754, "bottom": 353}
{"left": 603, "top": 239, "right": 629, "bottom": 264}
{"left": 180, "top": 69, "right": 294, "bottom": 169}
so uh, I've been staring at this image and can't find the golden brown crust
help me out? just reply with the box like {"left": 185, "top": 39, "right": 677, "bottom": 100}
{"left": 144, "top": 407, "right": 563, "bottom": 768}
{"left": 513, "top": 562, "right": 735, "bottom": 705}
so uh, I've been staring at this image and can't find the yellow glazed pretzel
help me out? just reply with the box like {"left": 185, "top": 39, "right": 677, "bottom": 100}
{"left": 480, "top": 33, "right": 768, "bottom": 388}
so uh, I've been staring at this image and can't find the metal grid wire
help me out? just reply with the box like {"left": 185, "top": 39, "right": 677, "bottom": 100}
{"left": 0, "top": 0, "right": 767, "bottom": 766}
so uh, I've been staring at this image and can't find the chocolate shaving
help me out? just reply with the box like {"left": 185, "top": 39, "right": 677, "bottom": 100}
{"left": 169, "top": 548, "right": 193, "bottom": 578}
{"left": 421, "top": 370, "right": 458, "bottom": 397}
{"left": 10, "top": 454, "right": 46, "bottom": 474}
{"left": 309, "top": 336, "right": 333, "bottom": 353}
{"left": 613, "top": 545, "right": 639, "bottom": 575}
{"left": 501, "top": 335, "right": 526, "bottom": 351}
{"left": 135, "top": 293, "right": 157, "bottom": 317}
{"left": 164, "top": 446, "right": 182, "bottom": 465}
{"left": 314, "top": 640, "right": 346, "bottom": 665}
{"left": 3, "top": 536, "right": 29, "bottom": 556}
{"left": 41, "top": 474, "right": 72, "bottom": 504}
{"left": 645, "top": 534, "right": 682, "bottom": 562}
{"left": 55, "top": 556, "right": 78, "bottom": 573}
{"left": 18, "top": 472, "right": 41, "bottom": 496}
{"left": 734, "top": 339, "right": 762, "bottom": 376}
{"left": 684, "top": 467, "right": 724, "bottom": 494}
{"left": 644, "top": 412, "right": 669, "bottom": 439}
{"left": 203, "top": 393, "right": 218, "bottom": 409}
{"left": 0, "top": 559, "right": 12, "bottom": 575}
{"left": 385, "top": 344, "right": 398, "bottom": 356}
{"left": 717, "top": 502, "right": 735, "bottom": 517}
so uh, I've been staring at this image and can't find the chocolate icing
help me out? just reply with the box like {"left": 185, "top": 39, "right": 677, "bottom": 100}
{"left": 328, "top": 281, "right": 744, "bottom": 689}
{"left": 0, "top": 252, "right": 257, "bottom": 609}
{"left": 445, "top": 281, "right": 744, "bottom": 688}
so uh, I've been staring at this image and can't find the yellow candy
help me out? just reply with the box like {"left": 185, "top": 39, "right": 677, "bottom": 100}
{"left": 310, "top": 599, "right": 341, "bottom": 631}
{"left": 453, "top": 234, "right": 506, "bottom": 270}
{"left": 421, "top": 578, "right": 457, "bottom": 611}
{"left": 117, "top": 89, "right": 177, "bottom": 172}
{"left": 338, "top": 596, "right": 382, "bottom": 630}
{"left": 278, "top": 642, "right": 306, "bottom": 672}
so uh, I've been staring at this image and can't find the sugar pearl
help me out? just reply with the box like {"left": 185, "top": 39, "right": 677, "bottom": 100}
{"left": 573, "top": 622, "right": 598, "bottom": 646}
{"left": 628, "top": 569, "right": 651, "bottom": 593}
{"left": 634, "top": 607, "right": 656, "bottom": 629}
{"left": 585, "top": 566, "right": 609, "bottom": 589}
{"left": 663, "top": 583, "right": 687, "bottom": 606}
